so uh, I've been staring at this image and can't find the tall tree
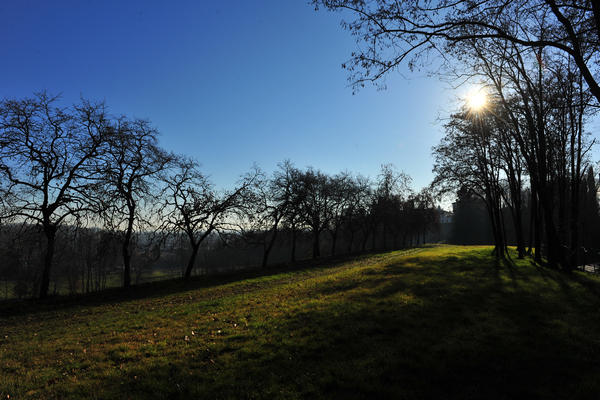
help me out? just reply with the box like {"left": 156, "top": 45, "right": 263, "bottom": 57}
{"left": 433, "top": 110, "right": 508, "bottom": 258}
{"left": 99, "top": 118, "right": 171, "bottom": 288}
{"left": 0, "top": 93, "right": 110, "bottom": 298}
{"left": 461, "top": 39, "right": 595, "bottom": 268}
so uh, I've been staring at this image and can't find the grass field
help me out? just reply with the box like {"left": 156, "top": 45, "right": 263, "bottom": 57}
{"left": 2, "top": 245, "right": 600, "bottom": 399}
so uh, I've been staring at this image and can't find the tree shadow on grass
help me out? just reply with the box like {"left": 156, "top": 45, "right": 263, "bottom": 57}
{"left": 77, "top": 249, "right": 600, "bottom": 399}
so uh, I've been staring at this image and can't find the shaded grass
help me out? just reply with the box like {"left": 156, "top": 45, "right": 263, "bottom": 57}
{"left": 2, "top": 245, "right": 600, "bottom": 399}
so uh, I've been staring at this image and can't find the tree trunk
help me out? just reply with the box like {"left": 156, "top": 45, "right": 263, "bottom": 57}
{"left": 509, "top": 175, "right": 525, "bottom": 258}
{"left": 312, "top": 230, "right": 321, "bottom": 259}
{"left": 262, "top": 227, "right": 278, "bottom": 268}
{"left": 508, "top": 196, "right": 525, "bottom": 258}
{"left": 569, "top": 200, "right": 579, "bottom": 271}
{"left": 538, "top": 179, "right": 561, "bottom": 268}
{"left": 534, "top": 200, "right": 543, "bottom": 263}
{"left": 527, "top": 195, "right": 534, "bottom": 255}
{"left": 530, "top": 187, "right": 543, "bottom": 263}
{"left": 184, "top": 244, "right": 200, "bottom": 280}
{"left": 39, "top": 225, "right": 57, "bottom": 299}
{"left": 514, "top": 210, "right": 526, "bottom": 259}
{"left": 122, "top": 206, "right": 135, "bottom": 288}
{"left": 568, "top": 86, "right": 583, "bottom": 272}
{"left": 486, "top": 192, "right": 506, "bottom": 260}
{"left": 122, "top": 240, "right": 131, "bottom": 288}
{"left": 261, "top": 249, "right": 269, "bottom": 269}
{"left": 490, "top": 211, "right": 502, "bottom": 259}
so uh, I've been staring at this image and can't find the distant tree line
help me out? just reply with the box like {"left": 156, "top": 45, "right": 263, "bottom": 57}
{"left": 0, "top": 94, "right": 441, "bottom": 299}
{"left": 449, "top": 179, "right": 600, "bottom": 260}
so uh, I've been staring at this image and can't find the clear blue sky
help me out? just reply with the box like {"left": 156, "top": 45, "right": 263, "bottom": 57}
{"left": 1, "top": 0, "right": 458, "bottom": 190}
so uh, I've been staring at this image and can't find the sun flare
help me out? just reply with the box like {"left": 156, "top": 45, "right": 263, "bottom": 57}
{"left": 466, "top": 87, "right": 487, "bottom": 112}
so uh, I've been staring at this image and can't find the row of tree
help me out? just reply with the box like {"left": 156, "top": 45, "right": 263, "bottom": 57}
{"left": 449, "top": 176, "right": 600, "bottom": 259}
{"left": 235, "top": 162, "right": 439, "bottom": 268}
{"left": 432, "top": 38, "right": 598, "bottom": 269}
{"left": 317, "top": 0, "right": 600, "bottom": 270}
{"left": 0, "top": 94, "right": 440, "bottom": 299}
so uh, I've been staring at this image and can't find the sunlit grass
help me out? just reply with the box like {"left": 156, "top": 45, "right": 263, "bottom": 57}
{"left": 2, "top": 245, "right": 600, "bottom": 399}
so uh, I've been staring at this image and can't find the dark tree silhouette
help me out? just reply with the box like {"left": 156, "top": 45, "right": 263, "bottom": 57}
{"left": 236, "top": 164, "right": 294, "bottom": 268}
{"left": 99, "top": 118, "right": 172, "bottom": 288}
{"left": 315, "top": 0, "right": 600, "bottom": 103}
{"left": 450, "top": 187, "right": 493, "bottom": 245}
{"left": 325, "top": 171, "right": 356, "bottom": 255}
{"left": 296, "top": 168, "right": 334, "bottom": 259}
{"left": 372, "top": 164, "right": 412, "bottom": 250}
{"left": 158, "top": 158, "right": 256, "bottom": 280}
{"left": 0, "top": 94, "right": 110, "bottom": 298}
{"left": 458, "top": 39, "right": 595, "bottom": 268}
{"left": 433, "top": 110, "right": 507, "bottom": 257}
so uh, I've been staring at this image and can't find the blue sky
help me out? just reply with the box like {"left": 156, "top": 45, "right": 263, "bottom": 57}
{"left": 1, "top": 0, "right": 459, "bottom": 190}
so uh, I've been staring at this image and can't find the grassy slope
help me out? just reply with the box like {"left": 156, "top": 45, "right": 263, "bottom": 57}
{"left": 2, "top": 245, "right": 600, "bottom": 399}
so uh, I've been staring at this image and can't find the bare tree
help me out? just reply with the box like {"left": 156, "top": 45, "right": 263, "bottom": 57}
{"left": 372, "top": 164, "right": 412, "bottom": 250}
{"left": 463, "top": 39, "right": 595, "bottom": 267}
{"left": 99, "top": 118, "right": 172, "bottom": 288}
{"left": 277, "top": 161, "right": 304, "bottom": 263}
{"left": 326, "top": 171, "right": 356, "bottom": 255}
{"left": 433, "top": 110, "right": 508, "bottom": 258}
{"left": 0, "top": 93, "right": 110, "bottom": 298}
{"left": 296, "top": 168, "right": 335, "bottom": 259}
{"left": 158, "top": 158, "right": 256, "bottom": 280}
{"left": 340, "top": 174, "right": 372, "bottom": 253}
{"left": 237, "top": 162, "right": 300, "bottom": 268}
{"left": 315, "top": 0, "right": 600, "bottom": 103}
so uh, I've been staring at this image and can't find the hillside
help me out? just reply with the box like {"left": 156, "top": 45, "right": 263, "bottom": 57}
{"left": 2, "top": 245, "right": 600, "bottom": 399}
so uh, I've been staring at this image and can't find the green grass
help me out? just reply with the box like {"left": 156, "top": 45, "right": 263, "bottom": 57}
{"left": 2, "top": 245, "right": 600, "bottom": 399}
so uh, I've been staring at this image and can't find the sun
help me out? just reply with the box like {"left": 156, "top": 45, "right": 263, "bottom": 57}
{"left": 466, "top": 87, "right": 487, "bottom": 112}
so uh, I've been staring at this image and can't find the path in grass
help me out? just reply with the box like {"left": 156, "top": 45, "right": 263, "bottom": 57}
{"left": 2, "top": 245, "right": 600, "bottom": 399}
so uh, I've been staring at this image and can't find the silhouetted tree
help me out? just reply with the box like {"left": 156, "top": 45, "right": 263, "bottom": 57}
{"left": 237, "top": 163, "right": 296, "bottom": 268}
{"left": 326, "top": 171, "right": 356, "bottom": 255}
{"left": 315, "top": 1, "right": 600, "bottom": 103}
{"left": 159, "top": 158, "right": 256, "bottom": 280}
{"left": 0, "top": 93, "right": 110, "bottom": 298}
{"left": 99, "top": 118, "right": 172, "bottom": 287}
{"left": 433, "top": 109, "right": 507, "bottom": 257}
{"left": 296, "top": 168, "right": 335, "bottom": 259}
{"left": 277, "top": 161, "right": 304, "bottom": 263}
{"left": 372, "top": 164, "right": 412, "bottom": 250}
{"left": 460, "top": 38, "right": 596, "bottom": 268}
{"left": 579, "top": 166, "right": 600, "bottom": 261}
{"left": 340, "top": 175, "right": 372, "bottom": 253}
{"left": 450, "top": 187, "right": 493, "bottom": 245}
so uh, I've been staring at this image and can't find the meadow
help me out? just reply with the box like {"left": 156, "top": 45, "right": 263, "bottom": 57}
{"left": 2, "top": 245, "right": 600, "bottom": 399}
